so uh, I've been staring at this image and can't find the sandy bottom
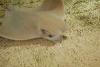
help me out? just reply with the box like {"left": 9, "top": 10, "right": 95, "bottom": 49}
{"left": 0, "top": 0, "right": 100, "bottom": 67}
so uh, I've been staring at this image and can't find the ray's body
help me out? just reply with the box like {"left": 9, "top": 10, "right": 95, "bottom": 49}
{"left": 0, "top": 0, "right": 66, "bottom": 41}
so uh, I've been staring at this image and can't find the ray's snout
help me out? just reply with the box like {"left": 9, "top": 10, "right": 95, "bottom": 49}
{"left": 52, "top": 35, "right": 67, "bottom": 42}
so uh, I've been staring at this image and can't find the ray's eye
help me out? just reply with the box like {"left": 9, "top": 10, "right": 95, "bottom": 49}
{"left": 0, "top": 22, "right": 2, "bottom": 26}
{"left": 41, "top": 29, "right": 54, "bottom": 38}
{"left": 48, "top": 34, "right": 53, "bottom": 38}
{"left": 41, "top": 29, "right": 46, "bottom": 34}
{"left": 62, "top": 35, "right": 67, "bottom": 39}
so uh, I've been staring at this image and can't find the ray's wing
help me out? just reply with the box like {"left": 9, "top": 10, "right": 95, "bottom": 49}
{"left": 38, "top": 0, "right": 65, "bottom": 18}
{"left": 0, "top": 6, "right": 41, "bottom": 40}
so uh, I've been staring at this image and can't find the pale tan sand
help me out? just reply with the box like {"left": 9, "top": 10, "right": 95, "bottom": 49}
{"left": 0, "top": 0, "right": 100, "bottom": 67}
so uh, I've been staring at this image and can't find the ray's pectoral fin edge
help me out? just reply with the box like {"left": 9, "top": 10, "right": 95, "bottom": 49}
{"left": 38, "top": 0, "right": 65, "bottom": 17}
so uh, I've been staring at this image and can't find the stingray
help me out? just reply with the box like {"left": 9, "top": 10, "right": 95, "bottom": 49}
{"left": 0, "top": 0, "right": 67, "bottom": 42}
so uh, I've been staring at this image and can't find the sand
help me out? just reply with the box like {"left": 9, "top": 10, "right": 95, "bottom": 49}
{"left": 0, "top": 0, "right": 100, "bottom": 67}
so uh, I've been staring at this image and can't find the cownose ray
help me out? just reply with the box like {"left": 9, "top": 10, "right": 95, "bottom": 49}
{"left": 0, "top": 0, "right": 67, "bottom": 42}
